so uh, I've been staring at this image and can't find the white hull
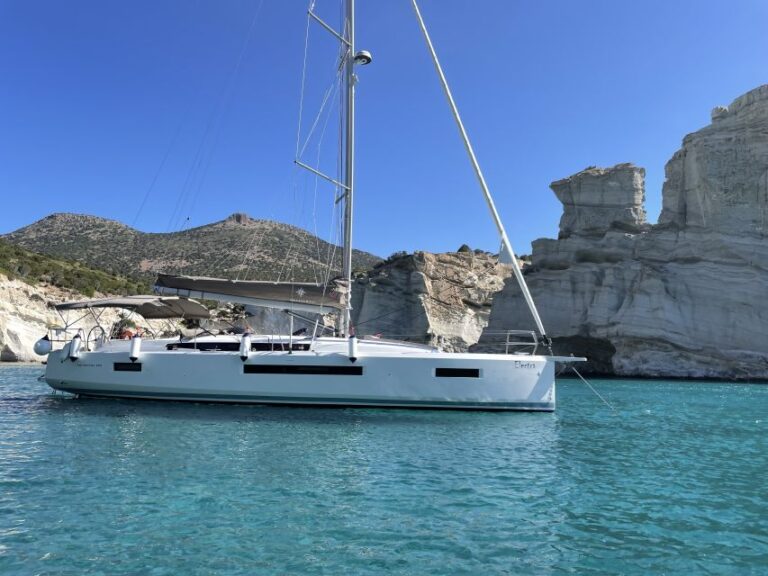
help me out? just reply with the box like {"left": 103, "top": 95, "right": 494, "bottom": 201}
{"left": 44, "top": 338, "right": 559, "bottom": 411}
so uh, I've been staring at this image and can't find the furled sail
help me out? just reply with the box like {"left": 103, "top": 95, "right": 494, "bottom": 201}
{"left": 55, "top": 296, "right": 210, "bottom": 319}
{"left": 153, "top": 274, "right": 345, "bottom": 315}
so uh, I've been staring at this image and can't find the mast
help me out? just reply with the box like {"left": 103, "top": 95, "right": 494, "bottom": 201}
{"left": 341, "top": 0, "right": 355, "bottom": 337}
{"left": 300, "top": 1, "right": 370, "bottom": 337}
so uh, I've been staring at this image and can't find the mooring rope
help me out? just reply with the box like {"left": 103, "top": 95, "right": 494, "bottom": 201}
{"left": 571, "top": 365, "right": 616, "bottom": 412}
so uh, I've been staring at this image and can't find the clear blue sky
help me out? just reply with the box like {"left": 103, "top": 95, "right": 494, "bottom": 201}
{"left": 1, "top": 0, "right": 767, "bottom": 258}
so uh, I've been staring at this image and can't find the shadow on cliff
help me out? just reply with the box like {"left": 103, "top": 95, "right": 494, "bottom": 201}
{"left": 553, "top": 336, "right": 617, "bottom": 376}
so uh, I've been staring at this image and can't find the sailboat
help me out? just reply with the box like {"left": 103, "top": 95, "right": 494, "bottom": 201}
{"left": 40, "top": 0, "right": 584, "bottom": 411}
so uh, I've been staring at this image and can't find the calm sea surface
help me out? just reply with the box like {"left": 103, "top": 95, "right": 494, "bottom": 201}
{"left": 1, "top": 365, "right": 766, "bottom": 575}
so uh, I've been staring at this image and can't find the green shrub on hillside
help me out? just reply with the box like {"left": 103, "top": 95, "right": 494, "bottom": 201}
{"left": 0, "top": 239, "right": 149, "bottom": 296}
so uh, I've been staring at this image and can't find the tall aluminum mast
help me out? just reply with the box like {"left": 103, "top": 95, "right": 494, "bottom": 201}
{"left": 301, "top": 1, "right": 370, "bottom": 336}
{"left": 340, "top": 0, "right": 355, "bottom": 337}
{"left": 339, "top": 0, "right": 371, "bottom": 336}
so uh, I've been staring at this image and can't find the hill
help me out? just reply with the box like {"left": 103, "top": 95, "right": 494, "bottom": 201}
{"left": 0, "top": 238, "right": 147, "bottom": 296}
{"left": 4, "top": 212, "right": 382, "bottom": 283}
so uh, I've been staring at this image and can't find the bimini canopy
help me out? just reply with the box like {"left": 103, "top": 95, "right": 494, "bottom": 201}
{"left": 153, "top": 273, "right": 345, "bottom": 315}
{"left": 54, "top": 295, "right": 210, "bottom": 319}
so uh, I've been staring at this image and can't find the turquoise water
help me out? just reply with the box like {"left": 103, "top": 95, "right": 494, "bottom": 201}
{"left": 1, "top": 365, "right": 766, "bottom": 575}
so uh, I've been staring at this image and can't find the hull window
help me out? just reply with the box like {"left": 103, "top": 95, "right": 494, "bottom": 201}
{"left": 244, "top": 365, "right": 363, "bottom": 376}
{"left": 167, "top": 342, "right": 311, "bottom": 352}
{"left": 435, "top": 368, "right": 479, "bottom": 378}
{"left": 114, "top": 362, "right": 142, "bottom": 372}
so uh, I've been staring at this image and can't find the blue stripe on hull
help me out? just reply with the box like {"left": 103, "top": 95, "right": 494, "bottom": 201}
{"left": 52, "top": 386, "right": 555, "bottom": 412}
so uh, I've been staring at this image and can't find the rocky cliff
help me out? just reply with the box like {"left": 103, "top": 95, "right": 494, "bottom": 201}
{"left": 477, "top": 85, "right": 768, "bottom": 379}
{"left": 352, "top": 250, "right": 512, "bottom": 352}
{"left": 0, "top": 274, "right": 114, "bottom": 362}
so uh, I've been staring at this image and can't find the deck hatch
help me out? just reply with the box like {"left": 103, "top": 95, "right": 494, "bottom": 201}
{"left": 114, "top": 362, "right": 142, "bottom": 372}
{"left": 244, "top": 364, "right": 363, "bottom": 375}
{"left": 435, "top": 367, "right": 480, "bottom": 378}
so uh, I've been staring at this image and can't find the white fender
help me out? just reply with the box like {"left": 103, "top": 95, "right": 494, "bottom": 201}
{"left": 69, "top": 335, "right": 82, "bottom": 361}
{"left": 129, "top": 336, "right": 142, "bottom": 362}
{"left": 239, "top": 333, "right": 251, "bottom": 362}
{"left": 33, "top": 335, "right": 52, "bottom": 356}
{"left": 348, "top": 335, "right": 359, "bottom": 363}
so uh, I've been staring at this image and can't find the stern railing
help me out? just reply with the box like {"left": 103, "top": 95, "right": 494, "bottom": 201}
{"left": 482, "top": 330, "right": 538, "bottom": 355}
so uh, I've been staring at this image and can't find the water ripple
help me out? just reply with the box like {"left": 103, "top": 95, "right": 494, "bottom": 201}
{"left": 0, "top": 367, "right": 767, "bottom": 574}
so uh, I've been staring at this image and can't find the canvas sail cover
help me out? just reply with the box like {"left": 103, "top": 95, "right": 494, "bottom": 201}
{"left": 55, "top": 296, "right": 210, "bottom": 319}
{"left": 153, "top": 274, "right": 346, "bottom": 314}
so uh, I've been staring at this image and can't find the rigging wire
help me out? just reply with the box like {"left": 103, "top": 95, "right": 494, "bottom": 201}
{"left": 236, "top": 220, "right": 270, "bottom": 281}
{"left": 282, "top": 0, "right": 317, "bottom": 286}
{"left": 317, "top": 8, "right": 349, "bottom": 291}
{"left": 129, "top": 5, "right": 200, "bottom": 235}
{"left": 204, "top": 0, "right": 347, "bottom": 323}
{"left": 295, "top": 2, "right": 313, "bottom": 159}
{"left": 207, "top": 212, "right": 273, "bottom": 280}
{"left": 283, "top": 0, "right": 347, "bottom": 294}
{"left": 297, "top": 71, "right": 344, "bottom": 161}
{"left": 286, "top": 2, "right": 318, "bottom": 285}
{"left": 307, "top": 71, "right": 342, "bottom": 282}
{"left": 127, "top": 10, "right": 201, "bottom": 276}
{"left": 176, "top": 216, "right": 192, "bottom": 275}
{"left": 131, "top": 120, "right": 184, "bottom": 229}
{"left": 319, "top": 9, "right": 347, "bottom": 295}
{"left": 166, "top": 0, "right": 265, "bottom": 235}
{"left": 571, "top": 366, "right": 617, "bottom": 412}
{"left": 153, "top": 0, "right": 265, "bottom": 276}
{"left": 183, "top": 0, "right": 267, "bottom": 226}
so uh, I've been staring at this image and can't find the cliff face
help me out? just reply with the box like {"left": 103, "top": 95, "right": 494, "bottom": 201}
{"left": 477, "top": 85, "right": 768, "bottom": 379}
{"left": 660, "top": 85, "right": 768, "bottom": 233}
{"left": 0, "top": 274, "right": 116, "bottom": 362}
{"left": 352, "top": 251, "right": 511, "bottom": 352}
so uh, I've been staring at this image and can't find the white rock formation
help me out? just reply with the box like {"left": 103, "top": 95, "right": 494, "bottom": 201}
{"left": 477, "top": 85, "right": 768, "bottom": 379}
{"left": 552, "top": 163, "right": 647, "bottom": 237}
{"left": 660, "top": 84, "right": 768, "bottom": 235}
{"left": 352, "top": 251, "right": 511, "bottom": 352}
{"left": 0, "top": 274, "right": 117, "bottom": 362}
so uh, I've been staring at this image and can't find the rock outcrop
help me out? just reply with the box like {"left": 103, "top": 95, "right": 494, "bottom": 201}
{"left": 352, "top": 251, "right": 512, "bottom": 352}
{"left": 477, "top": 85, "right": 768, "bottom": 379}
{"left": 659, "top": 84, "right": 768, "bottom": 234}
{"left": 552, "top": 163, "right": 647, "bottom": 237}
{"left": 0, "top": 274, "right": 114, "bottom": 362}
